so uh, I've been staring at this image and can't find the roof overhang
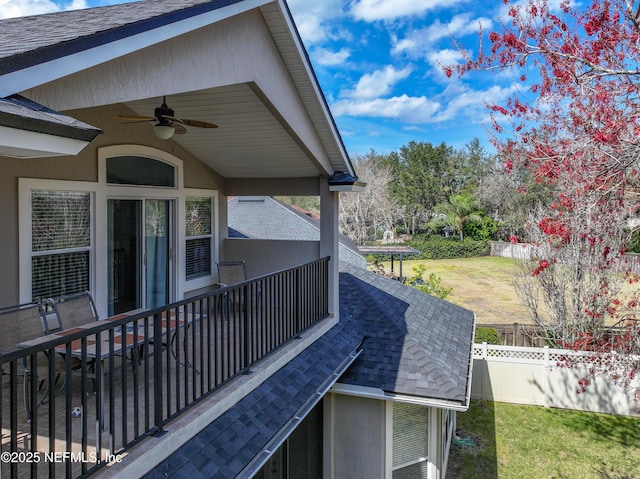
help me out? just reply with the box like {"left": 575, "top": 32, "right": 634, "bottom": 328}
{"left": 330, "top": 383, "right": 470, "bottom": 412}
{"left": 237, "top": 344, "right": 362, "bottom": 478}
{"left": 0, "top": 95, "right": 101, "bottom": 158}
{"left": 0, "top": 0, "right": 271, "bottom": 98}
{"left": 0, "top": 0, "right": 357, "bottom": 180}
{"left": 328, "top": 171, "right": 367, "bottom": 192}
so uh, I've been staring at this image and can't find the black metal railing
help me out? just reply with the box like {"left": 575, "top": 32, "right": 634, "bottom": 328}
{"left": 0, "top": 257, "right": 329, "bottom": 478}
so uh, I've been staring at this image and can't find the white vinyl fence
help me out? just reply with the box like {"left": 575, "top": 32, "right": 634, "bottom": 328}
{"left": 490, "top": 241, "right": 640, "bottom": 273}
{"left": 471, "top": 343, "right": 640, "bottom": 416}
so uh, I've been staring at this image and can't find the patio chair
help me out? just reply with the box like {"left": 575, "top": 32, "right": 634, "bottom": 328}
{"left": 216, "top": 261, "right": 247, "bottom": 317}
{"left": 216, "top": 260, "right": 261, "bottom": 320}
{"left": 217, "top": 260, "right": 248, "bottom": 287}
{"left": 51, "top": 291, "right": 102, "bottom": 388}
{"left": 51, "top": 291, "right": 99, "bottom": 330}
{"left": 0, "top": 302, "right": 63, "bottom": 422}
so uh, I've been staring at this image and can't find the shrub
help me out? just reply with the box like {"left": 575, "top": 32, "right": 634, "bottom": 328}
{"left": 406, "top": 264, "right": 452, "bottom": 300}
{"left": 463, "top": 216, "right": 498, "bottom": 241}
{"left": 474, "top": 327, "right": 501, "bottom": 345}
{"left": 407, "top": 234, "right": 490, "bottom": 259}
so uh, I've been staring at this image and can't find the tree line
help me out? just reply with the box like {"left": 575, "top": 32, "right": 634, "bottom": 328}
{"left": 339, "top": 138, "right": 534, "bottom": 245}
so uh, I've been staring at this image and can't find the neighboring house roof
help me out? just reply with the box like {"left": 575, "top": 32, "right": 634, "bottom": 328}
{"left": 228, "top": 196, "right": 368, "bottom": 269}
{"left": 146, "top": 263, "right": 474, "bottom": 478}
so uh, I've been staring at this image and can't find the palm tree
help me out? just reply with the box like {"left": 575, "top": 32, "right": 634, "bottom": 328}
{"left": 435, "top": 194, "right": 482, "bottom": 241}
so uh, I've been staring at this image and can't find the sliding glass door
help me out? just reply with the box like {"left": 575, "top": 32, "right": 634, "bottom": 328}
{"left": 107, "top": 198, "right": 174, "bottom": 316}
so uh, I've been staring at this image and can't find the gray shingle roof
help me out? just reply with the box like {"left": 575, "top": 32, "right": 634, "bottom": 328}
{"left": 0, "top": 0, "right": 234, "bottom": 72}
{"left": 144, "top": 265, "right": 474, "bottom": 478}
{"left": 339, "top": 263, "right": 474, "bottom": 403}
{"left": 146, "top": 318, "right": 363, "bottom": 479}
{"left": 0, "top": 95, "right": 101, "bottom": 140}
{"left": 228, "top": 196, "right": 367, "bottom": 269}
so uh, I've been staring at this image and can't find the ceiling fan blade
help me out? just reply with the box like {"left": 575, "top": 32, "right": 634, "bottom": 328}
{"left": 173, "top": 123, "right": 188, "bottom": 135}
{"left": 161, "top": 115, "right": 183, "bottom": 124}
{"left": 181, "top": 118, "right": 218, "bottom": 129}
{"left": 115, "top": 114, "right": 156, "bottom": 122}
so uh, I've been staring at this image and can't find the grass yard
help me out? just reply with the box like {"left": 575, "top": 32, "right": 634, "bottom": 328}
{"left": 448, "top": 401, "right": 640, "bottom": 479}
{"left": 376, "top": 256, "right": 530, "bottom": 324}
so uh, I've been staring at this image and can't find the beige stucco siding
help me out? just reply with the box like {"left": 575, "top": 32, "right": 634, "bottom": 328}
{"left": 21, "top": 10, "right": 333, "bottom": 177}
{"left": 0, "top": 104, "right": 226, "bottom": 307}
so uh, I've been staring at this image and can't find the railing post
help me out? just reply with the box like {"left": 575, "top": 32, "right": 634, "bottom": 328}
{"left": 152, "top": 312, "right": 166, "bottom": 436}
{"left": 9, "top": 361, "right": 18, "bottom": 479}
{"left": 295, "top": 267, "right": 302, "bottom": 336}
{"left": 243, "top": 284, "right": 251, "bottom": 372}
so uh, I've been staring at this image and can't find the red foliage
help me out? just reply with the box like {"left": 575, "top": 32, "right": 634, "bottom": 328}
{"left": 451, "top": 0, "right": 640, "bottom": 399}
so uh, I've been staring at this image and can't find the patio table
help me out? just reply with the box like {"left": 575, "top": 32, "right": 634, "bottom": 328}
{"left": 16, "top": 309, "right": 198, "bottom": 429}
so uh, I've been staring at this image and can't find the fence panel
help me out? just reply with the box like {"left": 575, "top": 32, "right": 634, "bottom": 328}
{"left": 471, "top": 343, "right": 639, "bottom": 416}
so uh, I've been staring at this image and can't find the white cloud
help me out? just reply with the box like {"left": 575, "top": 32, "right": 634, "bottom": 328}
{"left": 392, "top": 14, "right": 492, "bottom": 58}
{"left": 332, "top": 82, "right": 518, "bottom": 127}
{"left": 433, "top": 83, "right": 517, "bottom": 122}
{"left": 427, "top": 48, "right": 465, "bottom": 75}
{"left": 350, "top": 0, "right": 468, "bottom": 22}
{"left": 312, "top": 47, "right": 351, "bottom": 66}
{"left": 428, "top": 48, "right": 464, "bottom": 66}
{"left": 345, "top": 65, "right": 413, "bottom": 100}
{"left": 0, "top": 0, "right": 87, "bottom": 19}
{"left": 287, "top": 0, "right": 348, "bottom": 44}
{"left": 332, "top": 94, "right": 441, "bottom": 123}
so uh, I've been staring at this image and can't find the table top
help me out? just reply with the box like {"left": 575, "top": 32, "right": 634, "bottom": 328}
{"left": 17, "top": 309, "right": 195, "bottom": 360}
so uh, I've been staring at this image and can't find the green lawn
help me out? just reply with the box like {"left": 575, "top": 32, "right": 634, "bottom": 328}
{"left": 448, "top": 401, "right": 640, "bottom": 479}
{"left": 375, "top": 256, "right": 530, "bottom": 324}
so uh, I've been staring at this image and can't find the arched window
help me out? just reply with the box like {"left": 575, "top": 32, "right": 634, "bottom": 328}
{"left": 106, "top": 156, "right": 176, "bottom": 187}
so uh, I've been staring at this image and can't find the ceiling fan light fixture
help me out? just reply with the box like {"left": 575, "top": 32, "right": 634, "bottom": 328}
{"left": 154, "top": 123, "right": 175, "bottom": 140}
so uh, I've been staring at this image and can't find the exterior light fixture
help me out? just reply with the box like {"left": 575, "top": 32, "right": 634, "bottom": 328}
{"left": 154, "top": 124, "right": 175, "bottom": 139}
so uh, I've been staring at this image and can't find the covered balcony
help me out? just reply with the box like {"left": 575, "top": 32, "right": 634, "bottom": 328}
{"left": 0, "top": 1, "right": 368, "bottom": 477}
{"left": 1, "top": 257, "right": 330, "bottom": 478}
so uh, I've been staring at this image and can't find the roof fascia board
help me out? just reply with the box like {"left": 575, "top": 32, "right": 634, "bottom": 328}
{"left": 0, "top": 111, "right": 101, "bottom": 142}
{"left": 331, "top": 383, "right": 468, "bottom": 412}
{"left": 0, "top": 0, "right": 271, "bottom": 98}
{"left": 0, "top": 125, "right": 96, "bottom": 157}
{"left": 274, "top": 0, "right": 356, "bottom": 178}
{"left": 225, "top": 177, "right": 321, "bottom": 196}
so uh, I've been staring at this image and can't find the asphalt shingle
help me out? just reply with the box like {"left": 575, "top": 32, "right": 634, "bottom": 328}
{"left": 338, "top": 263, "right": 475, "bottom": 403}
{"left": 0, "top": 0, "right": 240, "bottom": 71}
{"left": 145, "top": 264, "right": 474, "bottom": 478}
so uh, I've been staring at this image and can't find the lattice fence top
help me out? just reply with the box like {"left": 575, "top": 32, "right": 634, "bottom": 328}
{"left": 473, "top": 343, "right": 580, "bottom": 364}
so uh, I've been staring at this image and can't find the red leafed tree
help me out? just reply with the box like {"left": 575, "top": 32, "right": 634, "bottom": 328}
{"left": 452, "top": 0, "right": 640, "bottom": 400}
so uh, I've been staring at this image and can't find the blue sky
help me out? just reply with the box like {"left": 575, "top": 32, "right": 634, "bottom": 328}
{"left": 2, "top": 0, "right": 521, "bottom": 156}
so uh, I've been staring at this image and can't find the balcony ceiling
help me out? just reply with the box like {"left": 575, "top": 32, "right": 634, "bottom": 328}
{"left": 121, "top": 84, "right": 318, "bottom": 179}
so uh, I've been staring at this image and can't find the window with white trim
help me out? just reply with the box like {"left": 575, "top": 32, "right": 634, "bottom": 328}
{"left": 31, "top": 190, "right": 92, "bottom": 301}
{"left": 392, "top": 402, "right": 429, "bottom": 479}
{"left": 185, "top": 196, "right": 213, "bottom": 280}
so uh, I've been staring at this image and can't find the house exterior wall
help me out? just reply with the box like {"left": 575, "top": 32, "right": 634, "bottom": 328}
{"left": 3, "top": 104, "right": 343, "bottom": 316}
{"left": 1, "top": 108, "right": 226, "bottom": 310}
{"left": 223, "top": 238, "right": 320, "bottom": 278}
{"left": 328, "top": 393, "right": 387, "bottom": 479}
{"left": 326, "top": 391, "right": 455, "bottom": 479}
